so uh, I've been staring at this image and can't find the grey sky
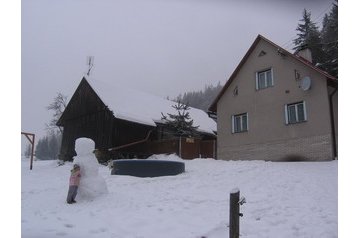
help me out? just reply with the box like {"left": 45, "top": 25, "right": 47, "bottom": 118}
{"left": 21, "top": 0, "right": 334, "bottom": 140}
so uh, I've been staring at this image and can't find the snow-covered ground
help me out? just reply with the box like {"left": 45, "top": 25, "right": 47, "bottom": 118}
{"left": 21, "top": 155, "right": 337, "bottom": 238}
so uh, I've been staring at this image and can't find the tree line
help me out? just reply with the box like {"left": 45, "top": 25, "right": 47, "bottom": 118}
{"left": 33, "top": 132, "right": 62, "bottom": 160}
{"left": 175, "top": 82, "right": 223, "bottom": 112}
{"left": 292, "top": 1, "right": 338, "bottom": 78}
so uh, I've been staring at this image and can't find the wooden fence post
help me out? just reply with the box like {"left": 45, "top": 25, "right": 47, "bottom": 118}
{"left": 21, "top": 132, "right": 35, "bottom": 170}
{"left": 230, "top": 189, "right": 240, "bottom": 238}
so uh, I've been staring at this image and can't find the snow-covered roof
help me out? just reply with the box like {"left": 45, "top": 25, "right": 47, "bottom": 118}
{"left": 85, "top": 77, "right": 216, "bottom": 134}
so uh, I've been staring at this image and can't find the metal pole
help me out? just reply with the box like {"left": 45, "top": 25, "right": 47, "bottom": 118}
{"left": 179, "top": 136, "right": 182, "bottom": 158}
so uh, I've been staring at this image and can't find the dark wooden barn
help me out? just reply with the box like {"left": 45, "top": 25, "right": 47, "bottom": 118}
{"left": 57, "top": 77, "right": 217, "bottom": 162}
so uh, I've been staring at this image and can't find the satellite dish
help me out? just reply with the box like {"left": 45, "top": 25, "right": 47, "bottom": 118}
{"left": 300, "top": 76, "right": 311, "bottom": 91}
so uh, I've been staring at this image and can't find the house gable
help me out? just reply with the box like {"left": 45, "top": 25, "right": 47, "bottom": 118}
{"left": 209, "top": 34, "right": 337, "bottom": 113}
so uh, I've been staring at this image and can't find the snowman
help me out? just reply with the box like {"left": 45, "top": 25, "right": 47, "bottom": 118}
{"left": 73, "top": 137, "right": 108, "bottom": 200}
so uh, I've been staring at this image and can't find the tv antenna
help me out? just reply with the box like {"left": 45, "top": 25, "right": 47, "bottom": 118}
{"left": 86, "top": 56, "right": 94, "bottom": 76}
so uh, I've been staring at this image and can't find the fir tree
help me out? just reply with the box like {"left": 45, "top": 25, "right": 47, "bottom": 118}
{"left": 35, "top": 137, "right": 49, "bottom": 160}
{"left": 35, "top": 133, "right": 62, "bottom": 160}
{"left": 175, "top": 82, "right": 222, "bottom": 111}
{"left": 24, "top": 144, "right": 32, "bottom": 158}
{"left": 293, "top": 9, "right": 323, "bottom": 65}
{"left": 161, "top": 101, "right": 199, "bottom": 137}
{"left": 48, "top": 132, "right": 61, "bottom": 160}
{"left": 320, "top": 1, "right": 338, "bottom": 77}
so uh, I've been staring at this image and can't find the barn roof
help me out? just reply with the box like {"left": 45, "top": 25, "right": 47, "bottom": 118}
{"left": 84, "top": 77, "right": 216, "bottom": 134}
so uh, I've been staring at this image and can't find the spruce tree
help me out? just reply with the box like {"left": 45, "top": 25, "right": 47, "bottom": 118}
{"left": 320, "top": 1, "right": 338, "bottom": 77}
{"left": 175, "top": 82, "right": 222, "bottom": 111}
{"left": 35, "top": 133, "right": 62, "bottom": 160}
{"left": 48, "top": 132, "right": 61, "bottom": 160}
{"left": 293, "top": 9, "right": 323, "bottom": 65}
{"left": 35, "top": 137, "right": 47, "bottom": 160}
{"left": 161, "top": 101, "right": 199, "bottom": 137}
{"left": 24, "top": 144, "right": 32, "bottom": 158}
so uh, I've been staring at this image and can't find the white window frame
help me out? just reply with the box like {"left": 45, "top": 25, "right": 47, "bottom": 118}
{"left": 231, "top": 113, "right": 249, "bottom": 133}
{"left": 256, "top": 68, "right": 274, "bottom": 90}
{"left": 284, "top": 101, "right": 307, "bottom": 125}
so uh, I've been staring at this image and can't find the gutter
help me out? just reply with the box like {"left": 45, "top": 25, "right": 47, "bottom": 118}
{"left": 108, "top": 130, "right": 153, "bottom": 151}
{"left": 329, "top": 86, "right": 338, "bottom": 158}
{"left": 207, "top": 111, "right": 217, "bottom": 122}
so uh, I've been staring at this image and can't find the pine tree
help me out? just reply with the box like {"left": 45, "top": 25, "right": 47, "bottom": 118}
{"left": 48, "top": 132, "right": 61, "bottom": 160}
{"left": 161, "top": 101, "right": 199, "bottom": 137}
{"left": 175, "top": 82, "right": 222, "bottom": 111}
{"left": 293, "top": 9, "right": 324, "bottom": 65}
{"left": 35, "top": 137, "right": 47, "bottom": 160}
{"left": 24, "top": 144, "right": 32, "bottom": 158}
{"left": 320, "top": 1, "right": 338, "bottom": 77}
{"left": 35, "top": 133, "right": 62, "bottom": 160}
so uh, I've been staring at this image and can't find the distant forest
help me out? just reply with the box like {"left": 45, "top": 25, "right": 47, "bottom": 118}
{"left": 174, "top": 82, "right": 223, "bottom": 112}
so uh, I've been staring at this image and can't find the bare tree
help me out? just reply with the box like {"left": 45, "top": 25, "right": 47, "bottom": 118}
{"left": 46, "top": 92, "right": 67, "bottom": 134}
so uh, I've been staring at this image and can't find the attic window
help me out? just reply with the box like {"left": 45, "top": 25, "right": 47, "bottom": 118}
{"left": 256, "top": 68, "right": 274, "bottom": 90}
{"left": 258, "top": 50, "right": 266, "bottom": 57}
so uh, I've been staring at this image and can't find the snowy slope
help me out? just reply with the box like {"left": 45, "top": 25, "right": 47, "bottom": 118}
{"left": 85, "top": 77, "right": 216, "bottom": 134}
{"left": 21, "top": 155, "right": 337, "bottom": 238}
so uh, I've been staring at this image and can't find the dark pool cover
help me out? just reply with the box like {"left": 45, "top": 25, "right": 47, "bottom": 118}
{"left": 111, "top": 159, "right": 185, "bottom": 177}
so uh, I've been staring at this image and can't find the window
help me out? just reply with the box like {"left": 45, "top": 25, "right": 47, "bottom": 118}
{"left": 285, "top": 101, "right": 307, "bottom": 124}
{"left": 256, "top": 68, "right": 273, "bottom": 90}
{"left": 232, "top": 113, "right": 248, "bottom": 133}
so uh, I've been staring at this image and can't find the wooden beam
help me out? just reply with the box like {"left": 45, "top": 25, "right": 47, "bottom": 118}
{"left": 21, "top": 132, "right": 35, "bottom": 170}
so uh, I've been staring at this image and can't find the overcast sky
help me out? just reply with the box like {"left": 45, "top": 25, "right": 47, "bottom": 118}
{"left": 21, "top": 0, "right": 334, "bottom": 140}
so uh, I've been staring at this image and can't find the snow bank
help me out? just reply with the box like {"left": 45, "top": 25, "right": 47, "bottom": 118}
{"left": 22, "top": 155, "right": 337, "bottom": 238}
{"left": 73, "top": 138, "right": 108, "bottom": 200}
{"left": 146, "top": 153, "right": 183, "bottom": 161}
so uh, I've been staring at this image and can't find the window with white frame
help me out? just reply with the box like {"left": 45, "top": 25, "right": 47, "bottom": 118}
{"left": 256, "top": 68, "right": 273, "bottom": 90}
{"left": 232, "top": 113, "right": 248, "bottom": 133}
{"left": 285, "top": 101, "right": 307, "bottom": 124}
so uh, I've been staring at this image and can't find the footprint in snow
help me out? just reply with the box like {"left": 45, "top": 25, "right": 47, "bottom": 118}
{"left": 64, "top": 224, "right": 74, "bottom": 228}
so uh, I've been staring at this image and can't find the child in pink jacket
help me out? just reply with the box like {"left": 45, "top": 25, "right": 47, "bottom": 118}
{"left": 66, "top": 164, "right": 81, "bottom": 204}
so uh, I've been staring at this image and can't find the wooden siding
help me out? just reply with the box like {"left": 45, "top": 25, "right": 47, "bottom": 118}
{"left": 58, "top": 77, "right": 216, "bottom": 162}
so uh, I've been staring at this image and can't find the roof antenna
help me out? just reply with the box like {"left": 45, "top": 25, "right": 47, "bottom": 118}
{"left": 86, "top": 56, "right": 94, "bottom": 77}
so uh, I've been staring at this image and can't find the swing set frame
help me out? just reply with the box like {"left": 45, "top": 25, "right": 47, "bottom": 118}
{"left": 21, "top": 132, "right": 35, "bottom": 170}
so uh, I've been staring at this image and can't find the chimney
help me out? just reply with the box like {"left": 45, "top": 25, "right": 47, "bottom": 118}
{"left": 296, "top": 45, "right": 312, "bottom": 63}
